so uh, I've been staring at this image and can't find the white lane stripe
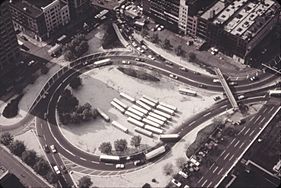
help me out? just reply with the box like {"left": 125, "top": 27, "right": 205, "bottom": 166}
{"left": 238, "top": 127, "right": 246, "bottom": 135}
{"left": 229, "top": 154, "right": 234, "bottom": 161}
{"left": 203, "top": 112, "right": 211, "bottom": 117}
{"left": 198, "top": 177, "right": 203, "bottom": 183}
{"left": 217, "top": 168, "right": 223, "bottom": 175}
{"left": 234, "top": 140, "right": 240, "bottom": 147}
{"left": 249, "top": 129, "right": 255, "bottom": 136}
{"left": 104, "top": 163, "right": 113, "bottom": 165}
{"left": 207, "top": 181, "right": 213, "bottom": 188}
{"left": 253, "top": 115, "right": 262, "bottom": 124}
{"left": 91, "top": 161, "right": 99, "bottom": 164}
{"left": 230, "top": 138, "right": 236, "bottom": 145}
{"left": 239, "top": 142, "right": 245, "bottom": 149}
{"left": 219, "top": 150, "right": 225, "bottom": 157}
{"left": 224, "top": 153, "right": 230, "bottom": 160}
{"left": 202, "top": 180, "right": 208, "bottom": 187}
{"left": 244, "top": 128, "right": 250, "bottom": 135}
{"left": 220, "top": 105, "right": 227, "bottom": 109}
{"left": 260, "top": 117, "right": 266, "bottom": 124}
{"left": 213, "top": 166, "right": 218, "bottom": 173}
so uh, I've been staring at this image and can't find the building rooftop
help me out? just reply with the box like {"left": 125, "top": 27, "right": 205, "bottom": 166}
{"left": 201, "top": 0, "right": 225, "bottom": 20}
{"left": 25, "top": 0, "right": 54, "bottom": 9}
{"left": 0, "top": 165, "right": 8, "bottom": 179}
{"left": 9, "top": 0, "right": 43, "bottom": 18}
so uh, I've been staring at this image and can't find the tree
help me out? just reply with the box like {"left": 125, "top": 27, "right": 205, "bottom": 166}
{"left": 175, "top": 157, "right": 186, "bottom": 169}
{"left": 151, "top": 33, "right": 159, "bottom": 43}
{"left": 188, "top": 52, "right": 197, "bottom": 62}
{"left": 64, "top": 50, "right": 75, "bottom": 61}
{"left": 175, "top": 45, "right": 183, "bottom": 56}
{"left": 99, "top": 142, "right": 112, "bottom": 154}
{"left": 114, "top": 139, "right": 127, "bottom": 152}
{"left": 45, "top": 171, "right": 58, "bottom": 184}
{"left": 142, "top": 183, "right": 151, "bottom": 188}
{"left": 130, "top": 135, "right": 142, "bottom": 148}
{"left": 33, "top": 158, "right": 50, "bottom": 176}
{"left": 8, "top": 140, "right": 26, "bottom": 157}
{"left": 21, "top": 150, "right": 37, "bottom": 167}
{"left": 69, "top": 77, "right": 82, "bottom": 90}
{"left": 162, "top": 39, "right": 171, "bottom": 49}
{"left": 78, "top": 176, "right": 93, "bottom": 188}
{"left": 163, "top": 163, "right": 174, "bottom": 176}
{"left": 0, "top": 132, "right": 14, "bottom": 146}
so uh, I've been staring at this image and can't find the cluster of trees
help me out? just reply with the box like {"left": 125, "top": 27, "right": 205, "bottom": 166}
{"left": 63, "top": 34, "right": 89, "bottom": 61}
{"left": 99, "top": 136, "right": 142, "bottom": 154}
{"left": 69, "top": 77, "right": 82, "bottom": 90}
{"left": 117, "top": 67, "right": 160, "bottom": 82}
{"left": 57, "top": 89, "right": 98, "bottom": 125}
{"left": 0, "top": 132, "right": 58, "bottom": 185}
{"left": 2, "top": 94, "right": 23, "bottom": 118}
{"left": 77, "top": 176, "right": 93, "bottom": 188}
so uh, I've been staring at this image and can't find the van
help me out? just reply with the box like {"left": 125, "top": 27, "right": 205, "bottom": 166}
{"left": 213, "top": 79, "right": 220, "bottom": 83}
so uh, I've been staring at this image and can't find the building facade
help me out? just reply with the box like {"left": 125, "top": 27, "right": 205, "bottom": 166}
{"left": 67, "top": 0, "right": 90, "bottom": 20}
{"left": 0, "top": 1, "right": 21, "bottom": 76}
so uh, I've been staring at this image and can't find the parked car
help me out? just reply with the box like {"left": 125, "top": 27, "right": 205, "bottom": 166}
{"left": 169, "top": 74, "right": 178, "bottom": 80}
{"left": 229, "top": 82, "right": 238, "bottom": 86}
{"left": 133, "top": 160, "right": 144, "bottom": 166}
{"left": 53, "top": 166, "right": 61, "bottom": 174}
{"left": 249, "top": 76, "right": 258, "bottom": 81}
{"left": 213, "top": 79, "right": 220, "bottom": 83}
{"left": 237, "top": 95, "right": 245, "bottom": 100}
{"left": 165, "top": 61, "right": 173, "bottom": 66}
{"left": 116, "top": 164, "right": 125, "bottom": 169}
{"left": 180, "top": 67, "right": 187, "bottom": 71}
{"left": 28, "top": 60, "right": 35, "bottom": 66}
{"left": 213, "top": 96, "right": 221, "bottom": 101}
{"left": 179, "top": 170, "right": 188, "bottom": 178}
{"left": 148, "top": 55, "right": 155, "bottom": 60}
{"left": 171, "top": 179, "right": 182, "bottom": 187}
{"left": 198, "top": 84, "right": 207, "bottom": 88}
{"left": 44, "top": 145, "right": 50, "bottom": 153}
{"left": 50, "top": 145, "right": 57, "bottom": 153}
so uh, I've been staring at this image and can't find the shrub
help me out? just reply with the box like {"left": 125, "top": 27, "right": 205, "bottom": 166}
{"left": 114, "top": 139, "right": 127, "bottom": 152}
{"left": 99, "top": 142, "right": 112, "bottom": 154}
{"left": 8, "top": 140, "right": 26, "bottom": 157}
{"left": 0, "top": 132, "right": 14, "bottom": 146}
{"left": 2, "top": 94, "right": 23, "bottom": 118}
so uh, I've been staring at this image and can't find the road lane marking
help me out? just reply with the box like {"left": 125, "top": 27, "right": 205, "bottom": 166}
{"left": 210, "top": 163, "right": 215, "bottom": 169}
{"left": 203, "top": 112, "right": 211, "bottom": 117}
{"left": 244, "top": 128, "right": 250, "bottom": 135}
{"left": 207, "top": 181, "right": 213, "bottom": 188}
{"left": 239, "top": 142, "right": 245, "bottom": 149}
{"left": 201, "top": 180, "right": 208, "bottom": 187}
{"left": 260, "top": 117, "right": 266, "bottom": 124}
{"left": 213, "top": 166, "right": 218, "bottom": 173}
{"left": 198, "top": 177, "right": 203, "bottom": 183}
{"left": 224, "top": 153, "right": 230, "bottom": 160}
{"left": 219, "top": 150, "right": 225, "bottom": 157}
{"left": 238, "top": 127, "right": 246, "bottom": 135}
{"left": 234, "top": 140, "right": 240, "bottom": 147}
{"left": 79, "top": 157, "right": 87, "bottom": 161}
{"left": 230, "top": 138, "right": 236, "bottom": 145}
{"left": 91, "top": 161, "right": 99, "bottom": 164}
{"left": 217, "top": 168, "right": 223, "bottom": 175}
{"left": 268, "top": 106, "right": 275, "bottom": 113}
{"left": 220, "top": 105, "right": 227, "bottom": 109}
{"left": 229, "top": 154, "right": 234, "bottom": 161}
{"left": 249, "top": 129, "right": 255, "bottom": 136}
{"left": 189, "top": 120, "right": 196, "bottom": 126}
{"left": 104, "top": 163, "right": 113, "bottom": 166}
{"left": 253, "top": 115, "right": 262, "bottom": 124}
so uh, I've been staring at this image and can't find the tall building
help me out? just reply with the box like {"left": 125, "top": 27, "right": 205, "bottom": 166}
{"left": 0, "top": 0, "right": 20, "bottom": 77}
{"left": 9, "top": 0, "right": 70, "bottom": 41}
{"left": 67, "top": 0, "right": 90, "bottom": 20}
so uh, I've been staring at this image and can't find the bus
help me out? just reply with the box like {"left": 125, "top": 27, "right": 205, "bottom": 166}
{"left": 156, "top": 105, "right": 175, "bottom": 115}
{"left": 56, "top": 35, "right": 67, "bottom": 43}
{"left": 132, "top": 105, "right": 148, "bottom": 115}
{"left": 113, "top": 98, "right": 128, "bottom": 109}
{"left": 94, "top": 58, "right": 112, "bottom": 67}
{"left": 127, "top": 107, "right": 145, "bottom": 118}
{"left": 143, "top": 95, "right": 158, "bottom": 104}
{"left": 139, "top": 97, "right": 157, "bottom": 107}
{"left": 97, "top": 108, "right": 110, "bottom": 122}
{"left": 145, "top": 146, "right": 166, "bottom": 161}
{"left": 178, "top": 88, "right": 197, "bottom": 97}
{"left": 120, "top": 92, "right": 135, "bottom": 103}
{"left": 112, "top": 121, "right": 128, "bottom": 133}
{"left": 127, "top": 117, "right": 144, "bottom": 128}
{"left": 125, "top": 111, "right": 142, "bottom": 121}
{"left": 144, "top": 125, "right": 163, "bottom": 134}
{"left": 95, "top": 9, "right": 109, "bottom": 19}
{"left": 152, "top": 109, "right": 172, "bottom": 119}
{"left": 136, "top": 100, "right": 152, "bottom": 111}
{"left": 159, "top": 134, "right": 180, "bottom": 142}
{"left": 148, "top": 112, "right": 167, "bottom": 122}
{"left": 135, "top": 127, "right": 153, "bottom": 137}
{"left": 142, "top": 118, "right": 161, "bottom": 128}
{"left": 146, "top": 116, "right": 165, "bottom": 126}
{"left": 48, "top": 43, "right": 62, "bottom": 57}
{"left": 110, "top": 101, "right": 125, "bottom": 113}
{"left": 159, "top": 102, "right": 177, "bottom": 111}
{"left": 100, "top": 154, "right": 120, "bottom": 163}
{"left": 269, "top": 90, "right": 281, "bottom": 97}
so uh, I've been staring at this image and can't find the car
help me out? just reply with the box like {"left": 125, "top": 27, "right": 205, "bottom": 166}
{"left": 50, "top": 145, "right": 57, "bottom": 153}
{"left": 160, "top": 25, "right": 164, "bottom": 30}
{"left": 249, "top": 76, "right": 257, "bottom": 81}
{"left": 169, "top": 74, "right": 178, "bottom": 79}
{"left": 133, "top": 160, "right": 144, "bottom": 166}
{"left": 20, "top": 35, "right": 28, "bottom": 41}
{"left": 132, "top": 42, "right": 137, "bottom": 47}
{"left": 115, "top": 164, "right": 125, "bottom": 169}
{"left": 179, "top": 170, "right": 188, "bottom": 178}
{"left": 237, "top": 95, "right": 245, "bottom": 100}
{"left": 28, "top": 60, "right": 35, "bottom": 66}
{"left": 180, "top": 67, "right": 187, "bottom": 71}
{"left": 213, "top": 96, "right": 221, "bottom": 101}
{"left": 171, "top": 179, "right": 182, "bottom": 187}
{"left": 44, "top": 145, "right": 50, "bottom": 153}
{"left": 122, "top": 60, "right": 127, "bottom": 64}
{"left": 213, "top": 79, "right": 220, "bottom": 83}
{"left": 141, "top": 45, "right": 148, "bottom": 50}
{"left": 165, "top": 61, "right": 173, "bottom": 66}
{"left": 126, "top": 156, "right": 131, "bottom": 160}
{"left": 148, "top": 55, "right": 155, "bottom": 60}
{"left": 53, "top": 165, "right": 61, "bottom": 174}
{"left": 83, "top": 61, "right": 89, "bottom": 65}
{"left": 229, "top": 82, "right": 238, "bottom": 86}
{"left": 198, "top": 84, "right": 207, "bottom": 88}
{"left": 135, "top": 58, "right": 140, "bottom": 61}
{"left": 183, "top": 185, "right": 190, "bottom": 188}
{"left": 193, "top": 71, "right": 201, "bottom": 75}
{"left": 157, "top": 27, "right": 162, "bottom": 31}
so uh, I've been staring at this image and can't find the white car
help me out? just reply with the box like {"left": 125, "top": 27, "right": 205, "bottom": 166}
{"left": 180, "top": 67, "right": 187, "bottom": 71}
{"left": 171, "top": 179, "right": 181, "bottom": 187}
{"left": 213, "top": 79, "right": 220, "bottom": 83}
{"left": 132, "top": 42, "right": 137, "bottom": 47}
{"left": 169, "top": 74, "right": 178, "bottom": 79}
{"left": 237, "top": 95, "right": 245, "bottom": 100}
{"left": 179, "top": 170, "right": 188, "bottom": 178}
{"left": 148, "top": 55, "right": 155, "bottom": 60}
{"left": 28, "top": 60, "right": 35, "bottom": 66}
{"left": 141, "top": 45, "right": 148, "bottom": 50}
{"left": 53, "top": 165, "right": 61, "bottom": 174}
{"left": 184, "top": 185, "right": 190, "bottom": 188}
{"left": 229, "top": 81, "right": 237, "bottom": 86}
{"left": 50, "top": 145, "right": 57, "bottom": 153}
{"left": 115, "top": 164, "right": 125, "bottom": 169}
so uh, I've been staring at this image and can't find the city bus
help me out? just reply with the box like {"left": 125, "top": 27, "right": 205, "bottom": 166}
{"left": 148, "top": 112, "right": 167, "bottom": 122}
{"left": 139, "top": 97, "right": 157, "bottom": 107}
{"left": 146, "top": 116, "right": 165, "bottom": 126}
{"left": 113, "top": 98, "right": 128, "bottom": 109}
{"left": 94, "top": 58, "right": 112, "bottom": 67}
{"left": 156, "top": 105, "right": 175, "bottom": 115}
{"left": 124, "top": 111, "right": 142, "bottom": 121}
{"left": 110, "top": 101, "right": 125, "bottom": 113}
{"left": 268, "top": 90, "right": 281, "bottom": 97}
{"left": 120, "top": 92, "right": 135, "bottom": 103}
{"left": 145, "top": 146, "right": 166, "bottom": 161}
{"left": 56, "top": 35, "right": 67, "bottom": 43}
{"left": 159, "top": 102, "right": 177, "bottom": 111}
{"left": 152, "top": 109, "right": 172, "bottom": 119}
{"left": 142, "top": 118, "right": 161, "bottom": 128}
{"left": 178, "top": 88, "right": 197, "bottom": 97}
{"left": 127, "top": 117, "right": 145, "bottom": 128}
{"left": 159, "top": 134, "right": 180, "bottom": 142}
{"left": 144, "top": 125, "right": 163, "bottom": 134}
{"left": 136, "top": 100, "right": 152, "bottom": 111}
{"left": 143, "top": 95, "right": 158, "bottom": 104}
{"left": 135, "top": 127, "right": 153, "bottom": 137}
{"left": 132, "top": 104, "right": 148, "bottom": 115}
{"left": 97, "top": 108, "right": 110, "bottom": 122}
{"left": 100, "top": 154, "right": 120, "bottom": 163}
{"left": 112, "top": 121, "right": 128, "bottom": 133}
{"left": 127, "top": 107, "right": 145, "bottom": 118}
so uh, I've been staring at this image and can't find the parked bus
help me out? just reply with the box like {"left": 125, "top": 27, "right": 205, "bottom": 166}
{"left": 48, "top": 43, "right": 62, "bottom": 57}
{"left": 145, "top": 146, "right": 166, "bottom": 161}
{"left": 112, "top": 121, "right": 128, "bottom": 133}
{"left": 132, "top": 105, "right": 148, "bottom": 115}
{"left": 268, "top": 90, "right": 281, "bottom": 97}
{"left": 127, "top": 107, "right": 145, "bottom": 118}
{"left": 100, "top": 154, "right": 120, "bottom": 162}
{"left": 142, "top": 118, "right": 161, "bottom": 128}
{"left": 159, "top": 102, "right": 177, "bottom": 111}
{"left": 143, "top": 95, "right": 158, "bottom": 104}
{"left": 148, "top": 112, "right": 167, "bottom": 122}
{"left": 178, "top": 88, "right": 197, "bottom": 97}
{"left": 156, "top": 105, "right": 175, "bottom": 115}
{"left": 120, "top": 92, "right": 135, "bottom": 103}
{"left": 125, "top": 111, "right": 142, "bottom": 121}
{"left": 140, "top": 97, "right": 156, "bottom": 107}
{"left": 95, "top": 9, "right": 109, "bottom": 19}
{"left": 110, "top": 101, "right": 125, "bottom": 113}
{"left": 135, "top": 127, "right": 153, "bottom": 137}
{"left": 159, "top": 134, "right": 180, "bottom": 142}
{"left": 146, "top": 116, "right": 165, "bottom": 126}
{"left": 152, "top": 109, "right": 172, "bottom": 119}
{"left": 56, "top": 35, "right": 67, "bottom": 43}
{"left": 144, "top": 125, "right": 163, "bottom": 134}
{"left": 97, "top": 108, "right": 110, "bottom": 122}
{"left": 127, "top": 117, "right": 144, "bottom": 128}
{"left": 113, "top": 98, "right": 128, "bottom": 109}
{"left": 94, "top": 58, "right": 112, "bottom": 67}
{"left": 136, "top": 100, "right": 152, "bottom": 111}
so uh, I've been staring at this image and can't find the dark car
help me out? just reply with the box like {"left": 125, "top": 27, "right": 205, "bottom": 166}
{"left": 44, "top": 145, "right": 50, "bottom": 153}
{"left": 198, "top": 84, "right": 207, "bottom": 88}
